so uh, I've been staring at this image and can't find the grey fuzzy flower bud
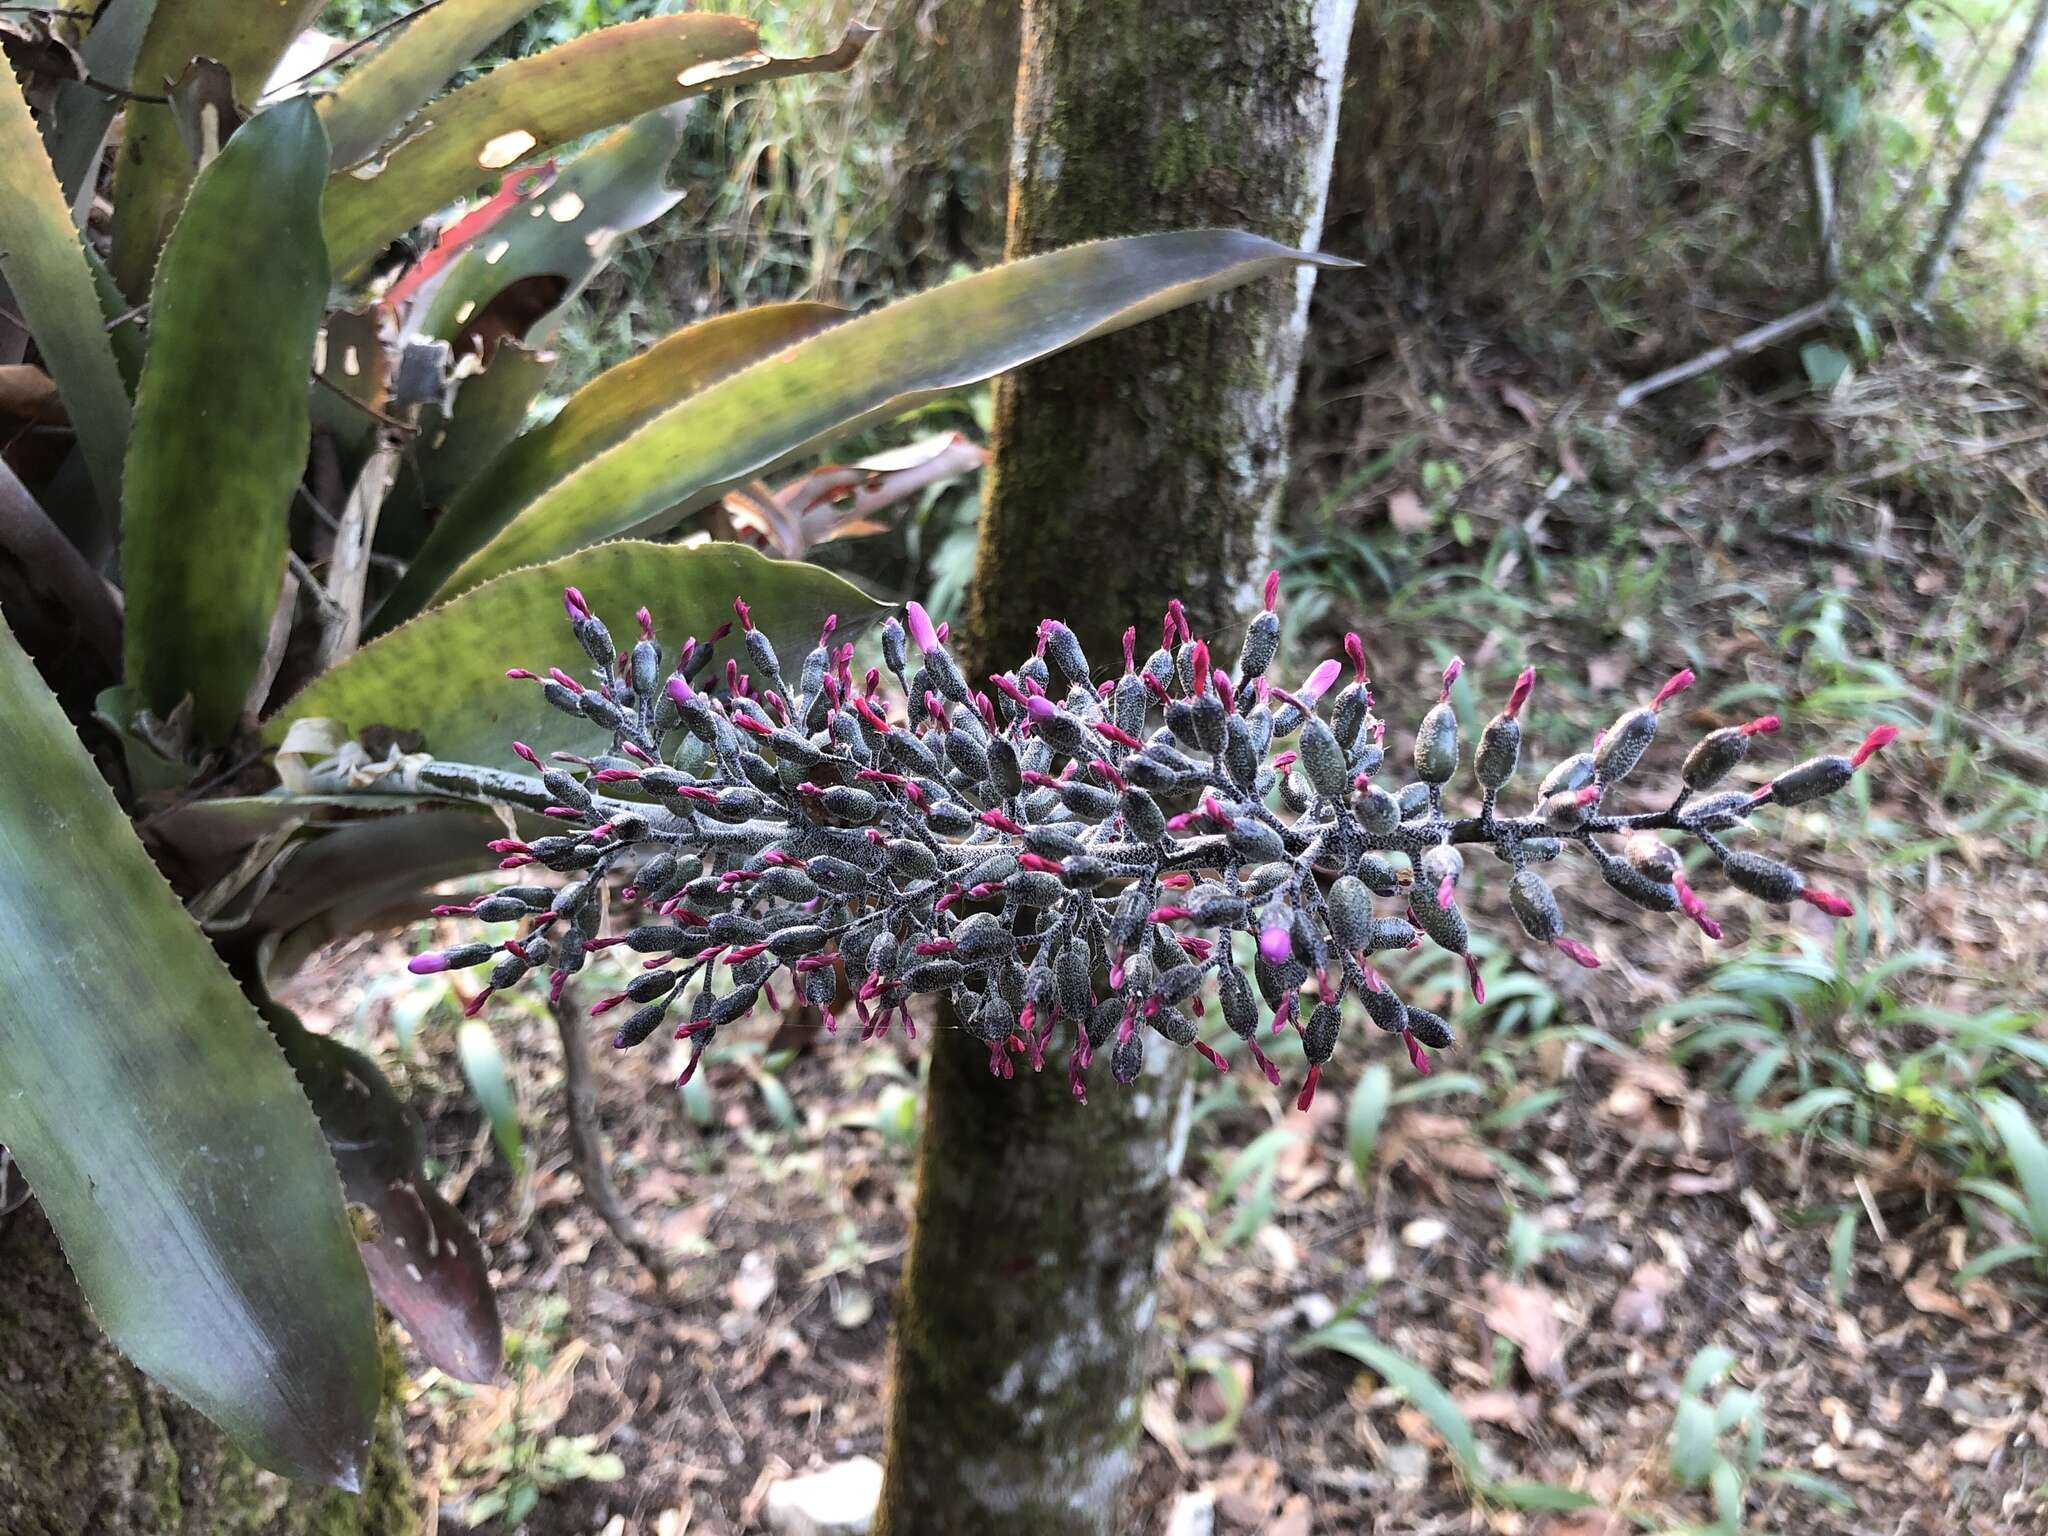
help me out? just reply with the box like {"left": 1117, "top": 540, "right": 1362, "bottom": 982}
{"left": 1507, "top": 868, "right": 1563, "bottom": 942}
{"left": 1404, "top": 1007, "right": 1454, "bottom": 1049}
{"left": 1300, "top": 718, "right": 1351, "bottom": 800}
{"left": 1594, "top": 706, "right": 1657, "bottom": 784}
{"left": 1325, "top": 875, "right": 1375, "bottom": 951}
{"left": 1304, "top": 1001, "right": 1342, "bottom": 1064}
{"left": 1537, "top": 752, "right": 1595, "bottom": 800}
{"left": 1361, "top": 983, "right": 1407, "bottom": 1034}
{"left": 1413, "top": 701, "right": 1459, "bottom": 784}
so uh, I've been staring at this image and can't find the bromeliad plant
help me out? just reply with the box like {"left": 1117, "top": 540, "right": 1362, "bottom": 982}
{"left": 0, "top": 0, "right": 1339, "bottom": 1492}
{"left": 412, "top": 579, "right": 1895, "bottom": 1112}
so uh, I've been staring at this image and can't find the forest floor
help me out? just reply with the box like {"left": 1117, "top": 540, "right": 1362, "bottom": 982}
{"left": 281, "top": 318, "right": 2048, "bottom": 1536}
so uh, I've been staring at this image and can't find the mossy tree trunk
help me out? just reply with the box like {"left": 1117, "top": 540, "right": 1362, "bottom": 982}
{"left": 874, "top": 3, "right": 1355, "bottom": 1532}
{"left": 0, "top": 1209, "right": 418, "bottom": 1536}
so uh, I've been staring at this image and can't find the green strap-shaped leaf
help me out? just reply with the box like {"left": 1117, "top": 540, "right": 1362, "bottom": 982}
{"left": 122, "top": 98, "right": 330, "bottom": 744}
{"left": 0, "top": 61, "right": 132, "bottom": 527}
{"left": 432, "top": 231, "right": 1354, "bottom": 602}
{"left": 270, "top": 541, "right": 886, "bottom": 766}
{"left": 321, "top": 15, "right": 872, "bottom": 278}
{"left": 319, "top": 0, "right": 545, "bottom": 171}
{"left": 376, "top": 301, "right": 845, "bottom": 629}
{"left": 107, "top": 0, "right": 327, "bottom": 300}
{"left": 412, "top": 102, "right": 691, "bottom": 355}
{"left": 0, "top": 614, "right": 379, "bottom": 1489}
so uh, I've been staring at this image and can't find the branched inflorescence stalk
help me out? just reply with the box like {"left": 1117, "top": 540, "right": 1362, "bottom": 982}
{"left": 413, "top": 577, "right": 1896, "bottom": 1109}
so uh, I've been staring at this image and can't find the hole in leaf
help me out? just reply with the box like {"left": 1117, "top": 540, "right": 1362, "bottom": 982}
{"left": 476, "top": 129, "right": 537, "bottom": 169}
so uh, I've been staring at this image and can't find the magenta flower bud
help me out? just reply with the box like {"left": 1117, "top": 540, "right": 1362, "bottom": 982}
{"left": 1262, "top": 570, "right": 1281, "bottom": 612}
{"left": 906, "top": 600, "right": 940, "bottom": 653}
{"left": 733, "top": 595, "right": 753, "bottom": 631}
{"left": 1258, "top": 923, "right": 1293, "bottom": 964}
{"left": 562, "top": 586, "right": 590, "bottom": 621}
{"left": 1166, "top": 597, "right": 1189, "bottom": 644}
{"left": 1802, "top": 887, "right": 1855, "bottom": 918}
{"left": 1025, "top": 695, "right": 1057, "bottom": 723}
{"left": 505, "top": 667, "right": 537, "bottom": 680}
{"left": 1438, "top": 655, "right": 1464, "bottom": 702}
{"left": 409, "top": 952, "right": 451, "bottom": 974}
{"left": 1851, "top": 724, "right": 1898, "bottom": 767}
{"left": 1553, "top": 937, "right": 1602, "bottom": 969}
{"left": 1651, "top": 667, "right": 1695, "bottom": 708}
{"left": 635, "top": 606, "right": 654, "bottom": 640}
{"left": 1505, "top": 666, "right": 1536, "bottom": 718}
{"left": 1299, "top": 659, "right": 1342, "bottom": 705}
{"left": 665, "top": 674, "right": 695, "bottom": 706}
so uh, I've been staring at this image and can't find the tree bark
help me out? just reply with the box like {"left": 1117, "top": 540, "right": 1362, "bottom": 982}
{"left": 0, "top": 1208, "right": 419, "bottom": 1536}
{"left": 875, "top": 3, "right": 1354, "bottom": 1532}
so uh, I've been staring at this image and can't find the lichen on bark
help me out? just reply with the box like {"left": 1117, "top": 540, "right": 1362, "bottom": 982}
{"left": 0, "top": 1209, "right": 419, "bottom": 1536}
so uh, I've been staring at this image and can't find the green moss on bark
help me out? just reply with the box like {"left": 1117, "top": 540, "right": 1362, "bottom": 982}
{"left": 0, "top": 1210, "right": 419, "bottom": 1536}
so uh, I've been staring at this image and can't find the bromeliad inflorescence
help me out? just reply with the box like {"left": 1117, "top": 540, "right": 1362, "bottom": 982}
{"left": 409, "top": 577, "right": 1895, "bottom": 1110}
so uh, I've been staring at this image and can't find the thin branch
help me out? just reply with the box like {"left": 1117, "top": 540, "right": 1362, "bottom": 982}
{"left": 76, "top": 75, "right": 167, "bottom": 103}
{"left": 312, "top": 368, "right": 419, "bottom": 435}
{"left": 1793, "top": 2, "right": 1842, "bottom": 291}
{"left": 551, "top": 980, "right": 671, "bottom": 1286}
{"left": 1604, "top": 298, "right": 1836, "bottom": 424}
{"left": 1914, "top": 0, "right": 2048, "bottom": 304}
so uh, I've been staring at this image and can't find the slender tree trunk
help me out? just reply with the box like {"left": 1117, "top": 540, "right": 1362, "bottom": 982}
{"left": 1915, "top": 0, "right": 2048, "bottom": 304}
{"left": 0, "top": 1209, "right": 419, "bottom": 1535}
{"left": 875, "top": 3, "right": 1355, "bottom": 1531}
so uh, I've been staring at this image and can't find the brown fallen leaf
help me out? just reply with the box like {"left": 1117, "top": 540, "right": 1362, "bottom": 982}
{"left": 1902, "top": 1269, "right": 1970, "bottom": 1322}
{"left": 1952, "top": 1425, "right": 2009, "bottom": 1464}
{"left": 1666, "top": 1165, "right": 1738, "bottom": 1195}
{"left": 1267, "top": 1493, "right": 1313, "bottom": 1536}
{"left": 1395, "top": 1111, "right": 1496, "bottom": 1182}
{"left": 1387, "top": 488, "right": 1431, "bottom": 533}
{"left": 1537, "top": 1513, "right": 1624, "bottom": 1536}
{"left": 1585, "top": 651, "right": 1631, "bottom": 694}
{"left": 1611, "top": 1261, "right": 1678, "bottom": 1335}
{"left": 728, "top": 1248, "right": 777, "bottom": 1315}
{"left": 1483, "top": 1273, "right": 1566, "bottom": 1381}
{"left": 1456, "top": 1388, "right": 1538, "bottom": 1434}
{"left": 1212, "top": 1451, "right": 1282, "bottom": 1527}
{"left": 1499, "top": 380, "right": 1544, "bottom": 429}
